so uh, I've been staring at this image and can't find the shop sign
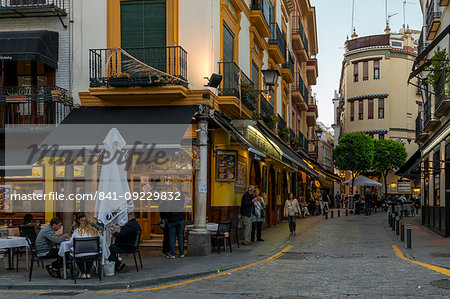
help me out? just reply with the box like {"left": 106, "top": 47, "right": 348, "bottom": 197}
{"left": 246, "top": 126, "right": 281, "bottom": 160}
{"left": 249, "top": 151, "right": 265, "bottom": 162}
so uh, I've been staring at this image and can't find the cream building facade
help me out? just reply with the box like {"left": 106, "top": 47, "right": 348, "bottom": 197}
{"left": 335, "top": 27, "right": 421, "bottom": 195}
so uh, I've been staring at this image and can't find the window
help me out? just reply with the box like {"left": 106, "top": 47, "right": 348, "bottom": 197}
{"left": 368, "top": 98, "right": 374, "bottom": 119}
{"left": 363, "top": 61, "right": 368, "bottom": 81}
{"left": 358, "top": 100, "right": 364, "bottom": 120}
{"left": 350, "top": 101, "right": 355, "bottom": 121}
{"left": 379, "top": 134, "right": 384, "bottom": 140}
{"left": 374, "top": 60, "right": 380, "bottom": 80}
{"left": 378, "top": 98, "right": 384, "bottom": 119}
{"left": 252, "top": 61, "right": 259, "bottom": 90}
{"left": 353, "top": 63, "right": 358, "bottom": 82}
{"left": 282, "top": 102, "right": 286, "bottom": 120}
{"left": 17, "top": 61, "right": 45, "bottom": 87}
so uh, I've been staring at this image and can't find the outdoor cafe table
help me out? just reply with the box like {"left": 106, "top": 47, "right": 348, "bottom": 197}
{"left": 0, "top": 236, "right": 29, "bottom": 270}
{"left": 185, "top": 223, "right": 218, "bottom": 233}
{"left": 58, "top": 236, "right": 110, "bottom": 280}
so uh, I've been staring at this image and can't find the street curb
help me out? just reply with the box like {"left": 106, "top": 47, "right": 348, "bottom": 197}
{"left": 0, "top": 264, "right": 241, "bottom": 291}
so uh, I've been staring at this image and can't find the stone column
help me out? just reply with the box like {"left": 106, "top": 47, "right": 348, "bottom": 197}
{"left": 188, "top": 109, "right": 211, "bottom": 256}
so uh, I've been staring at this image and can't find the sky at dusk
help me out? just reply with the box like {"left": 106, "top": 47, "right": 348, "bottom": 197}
{"left": 310, "top": 0, "right": 424, "bottom": 128}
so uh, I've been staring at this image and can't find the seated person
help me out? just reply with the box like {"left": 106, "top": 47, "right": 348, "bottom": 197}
{"left": 108, "top": 212, "right": 141, "bottom": 272}
{"left": 35, "top": 217, "right": 69, "bottom": 278}
{"left": 71, "top": 212, "right": 104, "bottom": 234}
{"left": 70, "top": 213, "right": 100, "bottom": 279}
{"left": 21, "top": 213, "right": 40, "bottom": 234}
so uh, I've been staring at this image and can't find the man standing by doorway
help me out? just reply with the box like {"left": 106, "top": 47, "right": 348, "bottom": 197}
{"left": 241, "top": 185, "right": 256, "bottom": 245}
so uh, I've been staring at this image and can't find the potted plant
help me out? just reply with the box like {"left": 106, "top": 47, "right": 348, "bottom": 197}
{"left": 109, "top": 72, "right": 131, "bottom": 87}
{"left": 150, "top": 75, "right": 169, "bottom": 86}
{"left": 426, "top": 47, "right": 449, "bottom": 94}
{"left": 279, "top": 127, "right": 290, "bottom": 143}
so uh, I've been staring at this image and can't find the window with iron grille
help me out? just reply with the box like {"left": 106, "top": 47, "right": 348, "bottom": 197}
{"left": 378, "top": 98, "right": 384, "bottom": 119}
{"left": 374, "top": 60, "right": 380, "bottom": 80}
{"left": 358, "top": 100, "right": 364, "bottom": 120}
{"left": 353, "top": 63, "right": 358, "bottom": 82}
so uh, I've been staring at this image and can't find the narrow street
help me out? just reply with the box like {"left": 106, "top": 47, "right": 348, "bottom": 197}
{"left": 2, "top": 213, "right": 448, "bottom": 298}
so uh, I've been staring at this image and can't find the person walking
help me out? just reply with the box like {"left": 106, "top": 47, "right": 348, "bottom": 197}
{"left": 364, "top": 188, "right": 372, "bottom": 216}
{"left": 284, "top": 193, "right": 301, "bottom": 236}
{"left": 354, "top": 191, "right": 361, "bottom": 215}
{"left": 323, "top": 192, "right": 330, "bottom": 215}
{"left": 241, "top": 186, "right": 256, "bottom": 245}
{"left": 334, "top": 191, "right": 341, "bottom": 209}
{"left": 251, "top": 188, "right": 266, "bottom": 242}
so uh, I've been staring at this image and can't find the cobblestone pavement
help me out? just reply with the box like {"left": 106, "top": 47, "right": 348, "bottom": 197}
{"left": 2, "top": 213, "right": 449, "bottom": 298}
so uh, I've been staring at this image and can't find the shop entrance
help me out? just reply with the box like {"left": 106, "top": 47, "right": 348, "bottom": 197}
{"left": 268, "top": 166, "right": 277, "bottom": 226}
{"left": 250, "top": 160, "right": 261, "bottom": 190}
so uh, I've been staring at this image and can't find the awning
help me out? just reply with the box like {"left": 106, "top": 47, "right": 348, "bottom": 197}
{"left": 257, "top": 123, "right": 319, "bottom": 177}
{"left": 343, "top": 175, "right": 382, "bottom": 186}
{"left": 396, "top": 150, "right": 421, "bottom": 178}
{"left": 0, "top": 30, "right": 59, "bottom": 69}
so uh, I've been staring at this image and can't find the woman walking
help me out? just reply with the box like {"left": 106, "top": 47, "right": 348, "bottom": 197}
{"left": 284, "top": 193, "right": 301, "bottom": 236}
{"left": 251, "top": 188, "right": 266, "bottom": 242}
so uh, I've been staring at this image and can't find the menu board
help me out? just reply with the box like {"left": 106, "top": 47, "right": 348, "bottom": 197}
{"left": 235, "top": 155, "right": 247, "bottom": 193}
{"left": 216, "top": 151, "right": 237, "bottom": 182}
{"left": 0, "top": 186, "right": 12, "bottom": 212}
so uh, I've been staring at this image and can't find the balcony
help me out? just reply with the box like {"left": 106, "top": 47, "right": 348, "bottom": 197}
{"left": 439, "top": 0, "right": 449, "bottom": 6}
{"left": 260, "top": 95, "right": 275, "bottom": 129}
{"left": 292, "top": 73, "right": 308, "bottom": 111}
{"left": 268, "top": 23, "right": 287, "bottom": 64}
{"left": 306, "top": 58, "right": 318, "bottom": 85}
{"left": 435, "top": 71, "right": 450, "bottom": 116}
{"left": 88, "top": 47, "right": 188, "bottom": 100}
{"left": 0, "top": 0, "right": 66, "bottom": 18}
{"left": 418, "top": 27, "right": 430, "bottom": 56}
{"left": 426, "top": 0, "right": 442, "bottom": 40}
{"left": 249, "top": 0, "right": 271, "bottom": 38}
{"left": 218, "top": 61, "right": 257, "bottom": 119}
{"left": 293, "top": 130, "right": 304, "bottom": 152}
{"left": 423, "top": 97, "right": 440, "bottom": 131}
{"left": 291, "top": 15, "right": 308, "bottom": 62}
{"left": 306, "top": 104, "right": 317, "bottom": 127}
{"left": 0, "top": 86, "right": 72, "bottom": 128}
{"left": 281, "top": 51, "right": 294, "bottom": 84}
{"left": 415, "top": 114, "right": 429, "bottom": 143}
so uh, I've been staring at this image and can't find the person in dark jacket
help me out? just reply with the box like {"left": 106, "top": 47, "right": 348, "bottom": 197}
{"left": 241, "top": 186, "right": 256, "bottom": 245}
{"left": 354, "top": 191, "right": 361, "bottom": 215}
{"left": 108, "top": 212, "right": 141, "bottom": 271}
{"left": 166, "top": 188, "right": 185, "bottom": 258}
{"left": 364, "top": 189, "right": 372, "bottom": 216}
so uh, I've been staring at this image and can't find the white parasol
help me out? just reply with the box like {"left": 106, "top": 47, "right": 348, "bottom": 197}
{"left": 94, "top": 128, "right": 134, "bottom": 228}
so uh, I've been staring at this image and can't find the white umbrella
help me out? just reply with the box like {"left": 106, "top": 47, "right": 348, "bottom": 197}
{"left": 343, "top": 175, "right": 382, "bottom": 186}
{"left": 94, "top": 128, "right": 134, "bottom": 227}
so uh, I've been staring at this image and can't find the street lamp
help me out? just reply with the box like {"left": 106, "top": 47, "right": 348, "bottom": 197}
{"left": 313, "top": 127, "right": 323, "bottom": 162}
{"left": 262, "top": 69, "right": 280, "bottom": 90}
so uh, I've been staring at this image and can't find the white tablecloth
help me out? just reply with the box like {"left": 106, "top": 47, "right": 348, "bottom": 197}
{"left": 0, "top": 236, "right": 28, "bottom": 249}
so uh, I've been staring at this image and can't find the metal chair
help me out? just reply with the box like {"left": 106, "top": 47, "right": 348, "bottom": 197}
{"left": 231, "top": 218, "right": 240, "bottom": 248}
{"left": 114, "top": 230, "right": 143, "bottom": 272}
{"left": 28, "top": 245, "right": 61, "bottom": 281}
{"left": 69, "top": 237, "right": 102, "bottom": 284}
{"left": 17, "top": 224, "right": 39, "bottom": 272}
{"left": 211, "top": 221, "right": 232, "bottom": 254}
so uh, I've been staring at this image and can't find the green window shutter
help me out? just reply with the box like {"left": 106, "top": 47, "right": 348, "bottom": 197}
{"left": 223, "top": 22, "right": 234, "bottom": 90}
{"left": 252, "top": 61, "right": 259, "bottom": 89}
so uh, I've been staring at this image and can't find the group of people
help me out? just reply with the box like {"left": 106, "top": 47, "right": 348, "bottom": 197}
{"left": 32, "top": 212, "right": 141, "bottom": 279}
{"left": 353, "top": 189, "right": 374, "bottom": 216}
{"left": 240, "top": 186, "right": 266, "bottom": 245}
{"left": 386, "top": 194, "right": 420, "bottom": 217}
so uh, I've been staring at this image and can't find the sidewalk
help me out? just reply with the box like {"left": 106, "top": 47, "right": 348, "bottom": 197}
{"left": 385, "top": 213, "right": 450, "bottom": 269}
{"left": 0, "top": 216, "right": 320, "bottom": 291}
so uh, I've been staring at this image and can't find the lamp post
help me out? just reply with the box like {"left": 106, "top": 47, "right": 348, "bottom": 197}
{"left": 312, "top": 127, "right": 323, "bottom": 162}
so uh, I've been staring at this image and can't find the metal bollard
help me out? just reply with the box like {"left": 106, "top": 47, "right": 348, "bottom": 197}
{"left": 388, "top": 213, "right": 392, "bottom": 227}
{"left": 396, "top": 217, "right": 400, "bottom": 235}
{"left": 392, "top": 215, "right": 395, "bottom": 231}
{"left": 331, "top": 210, "right": 334, "bottom": 218}
{"left": 400, "top": 222, "right": 405, "bottom": 242}
{"left": 338, "top": 209, "right": 340, "bottom": 217}
{"left": 325, "top": 211, "right": 328, "bottom": 219}
{"left": 406, "top": 223, "right": 412, "bottom": 248}
{"left": 346, "top": 209, "right": 348, "bottom": 216}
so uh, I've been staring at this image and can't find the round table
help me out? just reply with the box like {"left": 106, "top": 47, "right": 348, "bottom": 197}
{"left": 0, "top": 237, "right": 29, "bottom": 270}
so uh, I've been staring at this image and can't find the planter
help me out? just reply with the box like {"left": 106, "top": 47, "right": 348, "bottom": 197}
{"left": 135, "top": 77, "right": 150, "bottom": 87}
{"left": 109, "top": 77, "right": 131, "bottom": 87}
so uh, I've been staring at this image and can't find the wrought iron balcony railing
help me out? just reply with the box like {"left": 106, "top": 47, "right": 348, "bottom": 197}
{"left": 293, "top": 73, "right": 304, "bottom": 95}
{"left": 269, "top": 22, "right": 287, "bottom": 61}
{"left": 89, "top": 46, "right": 188, "bottom": 88}
{"left": 282, "top": 51, "right": 295, "bottom": 77}
{"left": 250, "top": 0, "right": 271, "bottom": 28}
{"left": 415, "top": 114, "right": 423, "bottom": 140}
{"left": 423, "top": 97, "right": 432, "bottom": 128}
{"left": 0, "top": 86, "right": 72, "bottom": 128}
{"left": 0, "top": 0, "right": 66, "bottom": 18}
{"left": 426, "top": 0, "right": 442, "bottom": 39}
{"left": 418, "top": 26, "right": 430, "bottom": 55}
{"left": 435, "top": 69, "right": 450, "bottom": 116}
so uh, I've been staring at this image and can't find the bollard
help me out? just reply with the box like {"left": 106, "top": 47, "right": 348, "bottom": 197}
{"left": 388, "top": 213, "right": 392, "bottom": 227}
{"left": 338, "top": 209, "right": 341, "bottom": 217}
{"left": 400, "top": 222, "right": 405, "bottom": 242}
{"left": 325, "top": 211, "right": 328, "bottom": 219}
{"left": 406, "top": 223, "right": 412, "bottom": 248}
{"left": 396, "top": 217, "right": 400, "bottom": 236}
{"left": 331, "top": 210, "right": 334, "bottom": 218}
{"left": 392, "top": 215, "right": 395, "bottom": 231}
{"left": 346, "top": 209, "right": 348, "bottom": 216}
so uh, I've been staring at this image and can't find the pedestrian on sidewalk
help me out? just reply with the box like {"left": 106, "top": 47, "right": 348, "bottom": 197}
{"left": 167, "top": 187, "right": 185, "bottom": 258}
{"left": 284, "top": 193, "right": 301, "bottom": 236}
{"left": 241, "top": 185, "right": 256, "bottom": 245}
{"left": 299, "top": 196, "right": 310, "bottom": 217}
{"left": 159, "top": 203, "right": 170, "bottom": 258}
{"left": 323, "top": 192, "right": 330, "bottom": 213}
{"left": 334, "top": 191, "right": 341, "bottom": 209}
{"left": 354, "top": 191, "right": 361, "bottom": 215}
{"left": 251, "top": 188, "right": 266, "bottom": 242}
{"left": 364, "top": 188, "right": 372, "bottom": 216}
